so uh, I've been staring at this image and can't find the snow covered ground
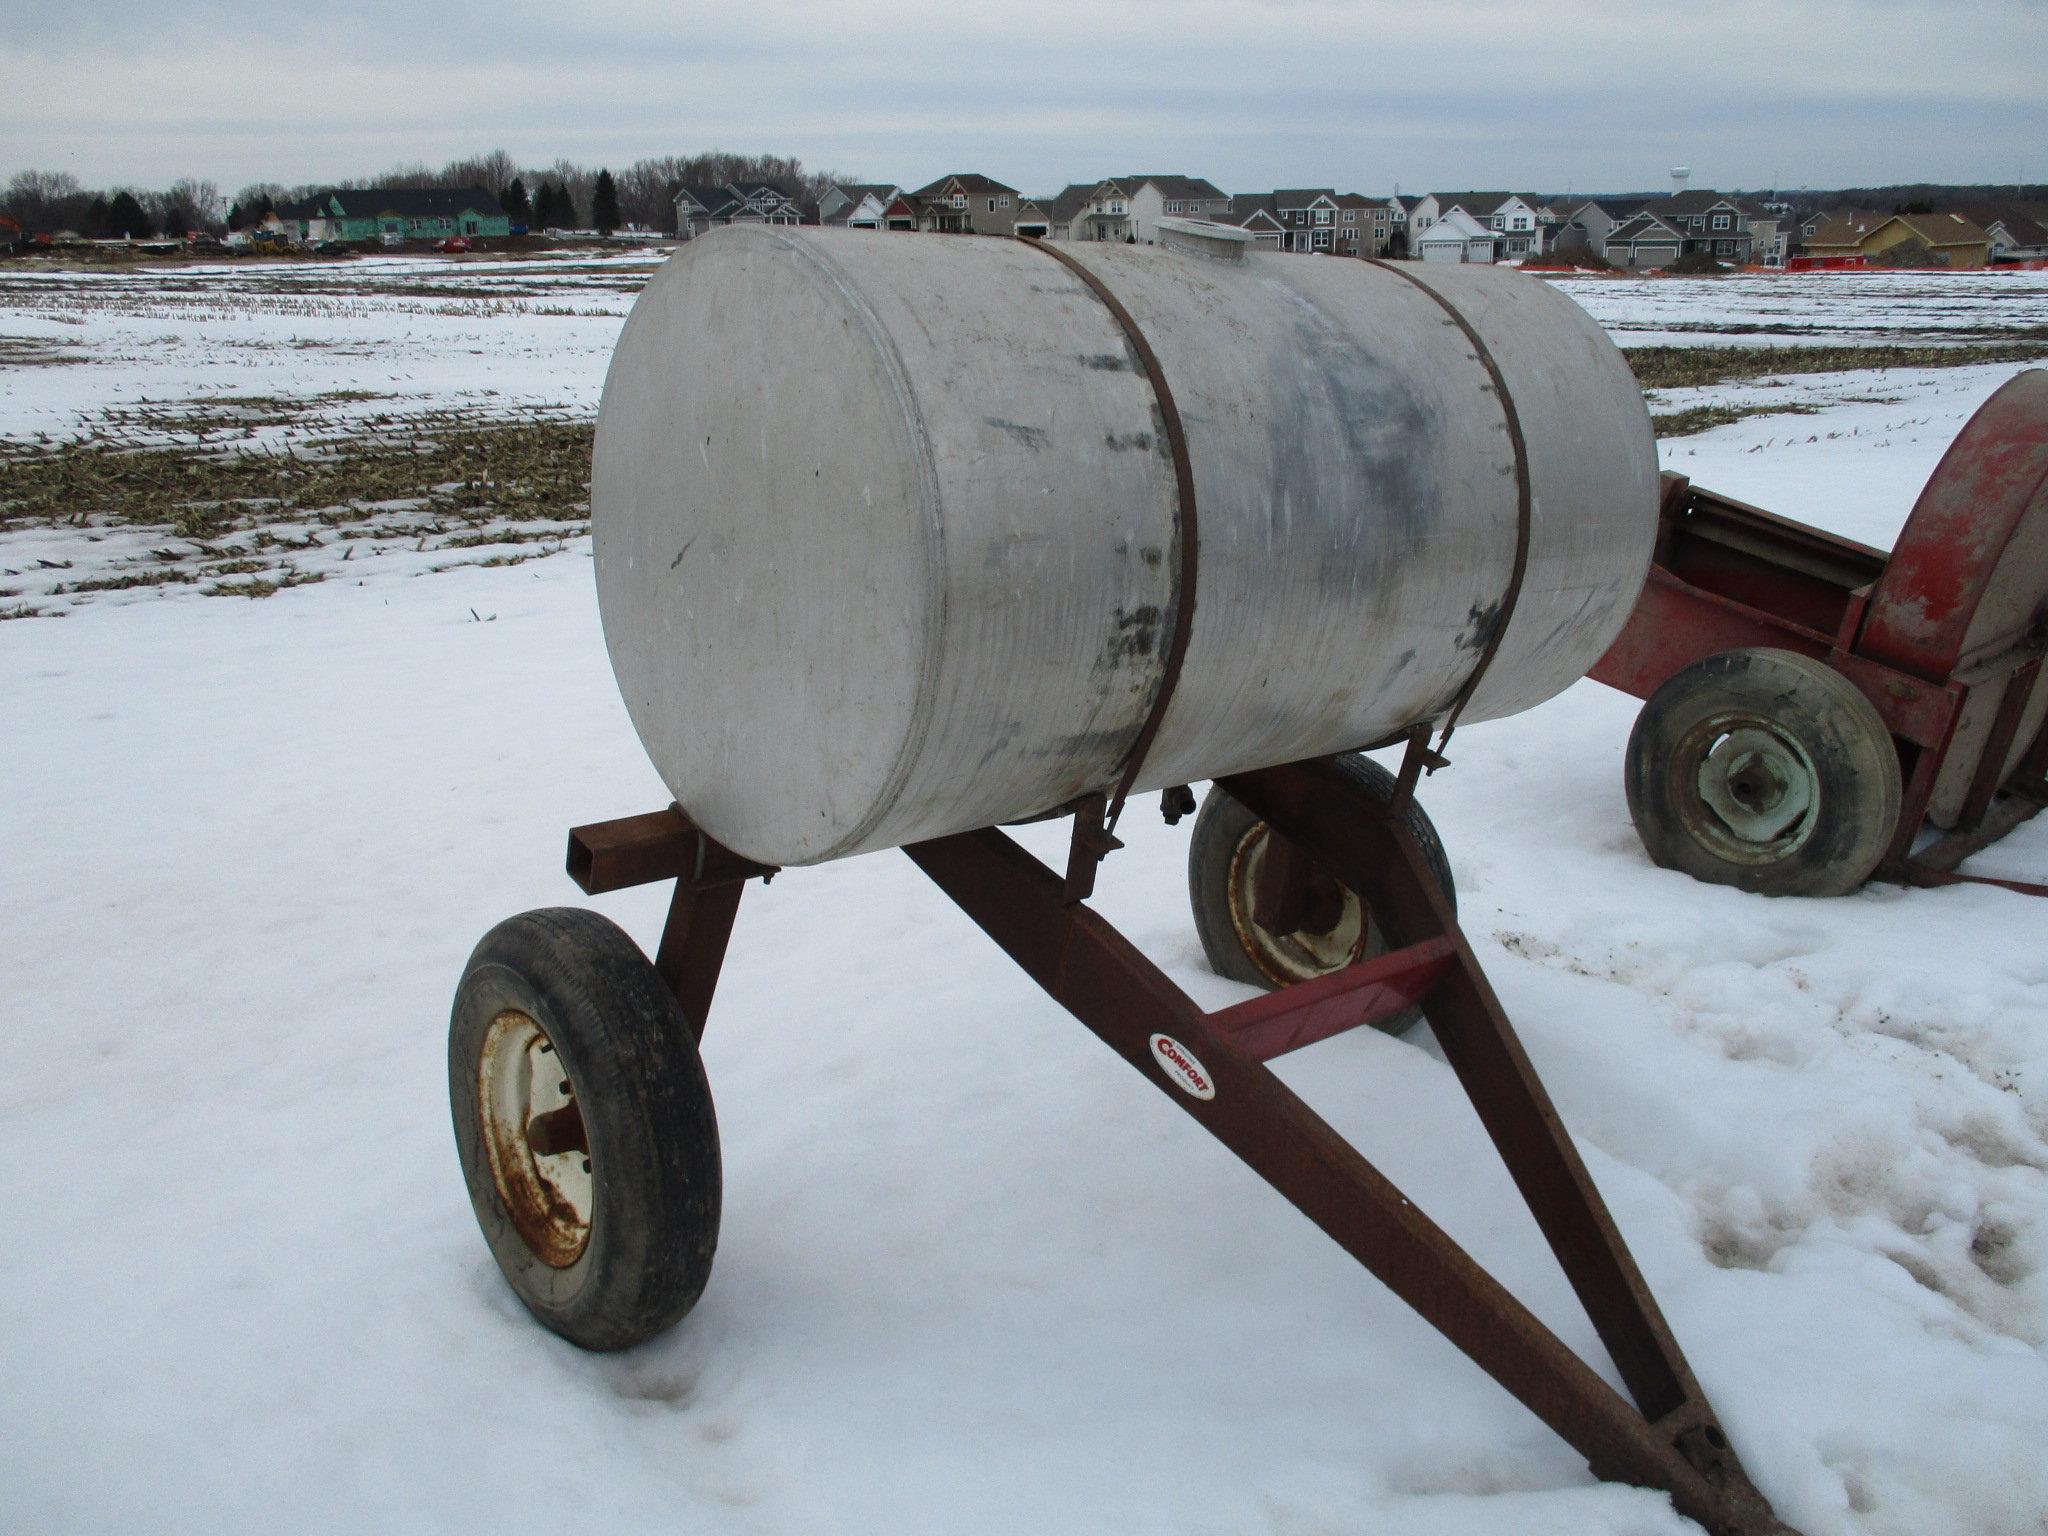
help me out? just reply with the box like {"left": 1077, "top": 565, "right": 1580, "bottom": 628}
{"left": 5, "top": 263, "right": 2047, "bottom": 1536}
{"left": 0, "top": 248, "right": 663, "bottom": 450}
{"left": 1555, "top": 267, "right": 2048, "bottom": 347}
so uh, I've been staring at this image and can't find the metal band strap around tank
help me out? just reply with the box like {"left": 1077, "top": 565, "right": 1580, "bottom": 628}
{"left": 1367, "top": 259, "right": 1534, "bottom": 754}
{"left": 1020, "top": 237, "right": 1200, "bottom": 832}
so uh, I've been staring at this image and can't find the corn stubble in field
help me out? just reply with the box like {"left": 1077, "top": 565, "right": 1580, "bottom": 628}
{"left": 0, "top": 412, "right": 592, "bottom": 613}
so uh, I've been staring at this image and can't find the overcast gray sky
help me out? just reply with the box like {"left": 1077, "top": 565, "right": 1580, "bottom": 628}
{"left": 3, "top": 0, "right": 2042, "bottom": 194}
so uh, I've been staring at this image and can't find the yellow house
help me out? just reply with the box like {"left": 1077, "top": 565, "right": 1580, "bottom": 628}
{"left": 1819, "top": 212, "right": 1993, "bottom": 269}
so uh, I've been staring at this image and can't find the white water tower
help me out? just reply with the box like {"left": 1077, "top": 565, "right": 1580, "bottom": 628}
{"left": 1670, "top": 166, "right": 1692, "bottom": 196}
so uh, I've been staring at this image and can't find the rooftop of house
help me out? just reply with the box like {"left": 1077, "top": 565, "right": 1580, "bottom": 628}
{"left": 1048, "top": 184, "right": 1099, "bottom": 223}
{"left": 1606, "top": 212, "right": 1685, "bottom": 243}
{"left": 1571, "top": 196, "right": 1650, "bottom": 220}
{"left": 911, "top": 173, "right": 1020, "bottom": 198}
{"left": 1219, "top": 193, "right": 1281, "bottom": 227}
{"left": 1954, "top": 205, "right": 2048, "bottom": 245}
{"left": 1272, "top": 187, "right": 1338, "bottom": 209}
{"left": 326, "top": 186, "right": 505, "bottom": 219}
{"left": 1884, "top": 212, "right": 1994, "bottom": 246}
{"left": 1645, "top": 189, "right": 1763, "bottom": 218}
{"left": 1430, "top": 192, "right": 1522, "bottom": 217}
{"left": 1122, "top": 175, "right": 1227, "bottom": 202}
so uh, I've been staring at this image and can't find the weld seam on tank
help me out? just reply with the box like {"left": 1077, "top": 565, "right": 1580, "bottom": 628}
{"left": 759, "top": 228, "right": 952, "bottom": 860}
{"left": 1365, "top": 259, "right": 1535, "bottom": 743}
{"left": 1019, "top": 237, "right": 1201, "bottom": 822}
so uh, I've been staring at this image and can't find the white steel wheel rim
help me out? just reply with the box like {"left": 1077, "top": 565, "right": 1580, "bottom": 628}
{"left": 477, "top": 1009, "right": 593, "bottom": 1268}
{"left": 1227, "top": 824, "right": 1368, "bottom": 983}
{"left": 1681, "top": 716, "right": 1820, "bottom": 862}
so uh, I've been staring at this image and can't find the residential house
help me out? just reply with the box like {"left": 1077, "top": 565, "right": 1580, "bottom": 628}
{"left": 1554, "top": 197, "right": 1648, "bottom": 258}
{"left": 1332, "top": 193, "right": 1389, "bottom": 256}
{"left": 1121, "top": 175, "right": 1230, "bottom": 243}
{"left": 1828, "top": 212, "right": 1993, "bottom": 268}
{"left": 1639, "top": 190, "right": 1759, "bottom": 263}
{"left": 1958, "top": 207, "right": 2048, "bottom": 263}
{"left": 1749, "top": 213, "right": 1788, "bottom": 268}
{"left": 1415, "top": 207, "right": 1501, "bottom": 264}
{"left": 817, "top": 183, "right": 901, "bottom": 230}
{"left": 1383, "top": 195, "right": 1427, "bottom": 257}
{"left": 674, "top": 183, "right": 804, "bottom": 240}
{"left": 909, "top": 174, "right": 1019, "bottom": 235}
{"left": 1273, "top": 188, "right": 1343, "bottom": 253}
{"left": 1219, "top": 193, "right": 1285, "bottom": 248}
{"left": 1058, "top": 180, "right": 1138, "bottom": 242}
{"left": 882, "top": 194, "right": 920, "bottom": 232}
{"left": 1012, "top": 197, "right": 1052, "bottom": 239}
{"left": 1603, "top": 212, "right": 1690, "bottom": 269}
{"left": 1429, "top": 193, "right": 1548, "bottom": 259}
{"left": 1044, "top": 184, "right": 1093, "bottom": 241}
{"left": 1799, "top": 208, "right": 1883, "bottom": 253}
{"left": 281, "top": 186, "right": 510, "bottom": 244}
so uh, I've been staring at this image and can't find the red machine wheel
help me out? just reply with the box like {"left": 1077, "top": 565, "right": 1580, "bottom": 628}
{"left": 1625, "top": 647, "right": 1902, "bottom": 897}
{"left": 450, "top": 907, "right": 721, "bottom": 1351}
{"left": 1188, "top": 754, "right": 1455, "bottom": 1029}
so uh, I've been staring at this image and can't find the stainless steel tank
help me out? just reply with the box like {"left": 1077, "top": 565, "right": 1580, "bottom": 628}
{"left": 592, "top": 224, "right": 1657, "bottom": 866}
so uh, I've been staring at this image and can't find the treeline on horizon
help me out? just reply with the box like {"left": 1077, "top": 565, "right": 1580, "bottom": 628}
{"left": 1, "top": 149, "right": 852, "bottom": 239}
{"left": 5, "top": 151, "right": 2044, "bottom": 240}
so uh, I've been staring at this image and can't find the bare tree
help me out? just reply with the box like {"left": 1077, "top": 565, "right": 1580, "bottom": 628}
{"left": 3, "top": 170, "right": 87, "bottom": 230}
{"left": 441, "top": 149, "right": 520, "bottom": 194}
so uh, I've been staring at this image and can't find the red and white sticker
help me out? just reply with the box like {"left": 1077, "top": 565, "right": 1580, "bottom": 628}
{"left": 1149, "top": 1034, "right": 1216, "bottom": 1101}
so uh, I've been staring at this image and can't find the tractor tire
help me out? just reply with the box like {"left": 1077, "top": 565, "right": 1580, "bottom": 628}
{"left": 1187, "top": 754, "right": 1456, "bottom": 1031}
{"left": 450, "top": 907, "right": 720, "bottom": 1351}
{"left": 1625, "top": 647, "right": 1902, "bottom": 897}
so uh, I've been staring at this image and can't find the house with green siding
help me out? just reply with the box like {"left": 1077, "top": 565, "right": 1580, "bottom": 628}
{"left": 283, "top": 186, "right": 510, "bottom": 244}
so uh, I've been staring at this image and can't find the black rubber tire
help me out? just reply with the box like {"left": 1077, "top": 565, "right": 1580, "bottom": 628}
{"left": 450, "top": 907, "right": 720, "bottom": 1352}
{"left": 1625, "top": 647, "right": 1902, "bottom": 897}
{"left": 1187, "top": 754, "right": 1456, "bottom": 1031}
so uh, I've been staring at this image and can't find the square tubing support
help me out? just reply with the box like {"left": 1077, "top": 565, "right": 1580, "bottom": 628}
{"left": 905, "top": 758, "right": 1794, "bottom": 1536}
{"left": 570, "top": 775, "right": 1795, "bottom": 1534}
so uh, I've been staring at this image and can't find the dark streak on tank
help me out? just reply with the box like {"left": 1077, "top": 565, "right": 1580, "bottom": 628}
{"left": 1080, "top": 354, "right": 1132, "bottom": 371}
{"left": 1455, "top": 598, "right": 1504, "bottom": 653}
{"left": 1104, "top": 431, "right": 1155, "bottom": 453}
{"left": 1108, "top": 604, "right": 1162, "bottom": 661}
{"left": 984, "top": 418, "right": 1049, "bottom": 451}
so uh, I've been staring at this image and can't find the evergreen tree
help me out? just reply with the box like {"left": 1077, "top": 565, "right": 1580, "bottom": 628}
{"left": 557, "top": 181, "right": 582, "bottom": 230}
{"left": 226, "top": 202, "right": 244, "bottom": 231}
{"left": 534, "top": 181, "right": 559, "bottom": 229}
{"left": 501, "top": 177, "right": 530, "bottom": 228}
{"left": 106, "top": 190, "right": 152, "bottom": 239}
{"left": 592, "top": 169, "right": 620, "bottom": 235}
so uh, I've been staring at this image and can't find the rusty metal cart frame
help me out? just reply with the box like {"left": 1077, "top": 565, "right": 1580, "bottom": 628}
{"left": 1592, "top": 371, "right": 2048, "bottom": 897}
{"left": 566, "top": 756, "right": 1796, "bottom": 1536}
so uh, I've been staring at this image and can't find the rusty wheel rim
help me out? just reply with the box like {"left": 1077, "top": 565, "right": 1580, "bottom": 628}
{"left": 477, "top": 1009, "right": 593, "bottom": 1268}
{"left": 1226, "top": 824, "right": 1368, "bottom": 984}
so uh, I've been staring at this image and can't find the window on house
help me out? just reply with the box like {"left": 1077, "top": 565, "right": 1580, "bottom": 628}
{"left": 951, "top": 194, "right": 965, "bottom": 208}
{"left": 1313, "top": 229, "right": 1331, "bottom": 248}
{"left": 987, "top": 198, "right": 996, "bottom": 212}
{"left": 1315, "top": 209, "right": 1331, "bottom": 225}
{"left": 999, "top": 195, "right": 1010, "bottom": 207}
{"left": 1712, "top": 213, "right": 1730, "bottom": 229}
{"left": 1343, "top": 210, "right": 1355, "bottom": 222}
